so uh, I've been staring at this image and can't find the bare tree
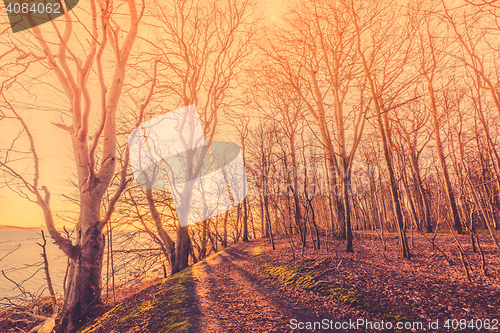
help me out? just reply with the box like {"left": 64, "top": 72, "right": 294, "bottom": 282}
{"left": 417, "top": 15, "right": 463, "bottom": 234}
{"left": 443, "top": 1, "right": 500, "bottom": 119}
{"left": 0, "top": 0, "right": 143, "bottom": 330}
{"left": 225, "top": 110, "right": 251, "bottom": 242}
{"left": 350, "top": 0, "right": 417, "bottom": 258}
{"left": 261, "top": 0, "right": 368, "bottom": 252}
{"left": 140, "top": 0, "right": 255, "bottom": 274}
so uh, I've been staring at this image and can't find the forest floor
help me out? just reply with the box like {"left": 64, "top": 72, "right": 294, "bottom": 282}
{"left": 3, "top": 231, "right": 499, "bottom": 332}
{"left": 74, "top": 231, "right": 500, "bottom": 333}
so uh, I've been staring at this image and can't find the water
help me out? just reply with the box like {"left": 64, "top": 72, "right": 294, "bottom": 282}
{"left": 0, "top": 229, "right": 67, "bottom": 303}
{"left": 0, "top": 229, "right": 166, "bottom": 305}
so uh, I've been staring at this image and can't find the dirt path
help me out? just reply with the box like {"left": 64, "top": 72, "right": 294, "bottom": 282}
{"left": 69, "top": 234, "right": 500, "bottom": 333}
{"left": 191, "top": 241, "right": 339, "bottom": 333}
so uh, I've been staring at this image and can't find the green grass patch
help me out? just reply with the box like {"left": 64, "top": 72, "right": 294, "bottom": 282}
{"left": 252, "top": 245, "right": 410, "bottom": 323}
{"left": 151, "top": 268, "right": 194, "bottom": 333}
{"left": 78, "top": 267, "right": 195, "bottom": 333}
{"left": 79, "top": 304, "right": 125, "bottom": 333}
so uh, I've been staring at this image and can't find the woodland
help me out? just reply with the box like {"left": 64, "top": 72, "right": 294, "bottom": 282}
{"left": 0, "top": 0, "right": 500, "bottom": 331}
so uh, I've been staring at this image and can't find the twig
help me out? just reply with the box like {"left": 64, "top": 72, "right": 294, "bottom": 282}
{"left": 62, "top": 227, "right": 71, "bottom": 296}
{"left": 307, "top": 280, "right": 330, "bottom": 290}
{"left": 457, "top": 245, "right": 472, "bottom": 283}
{"left": 312, "top": 260, "right": 343, "bottom": 281}
{"left": 11, "top": 311, "right": 56, "bottom": 333}
{"left": 36, "top": 231, "right": 57, "bottom": 313}
{"left": 0, "top": 243, "right": 21, "bottom": 262}
{"left": 476, "top": 237, "right": 487, "bottom": 276}
{"left": 2, "top": 270, "right": 26, "bottom": 296}
{"left": 10, "top": 311, "right": 49, "bottom": 321}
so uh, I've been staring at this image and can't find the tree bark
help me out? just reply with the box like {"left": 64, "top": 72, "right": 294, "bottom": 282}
{"left": 352, "top": 4, "right": 410, "bottom": 258}
{"left": 426, "top": 82, "right": 463, "bottom": 234}
{"left": 58, "top": 196, "right": 105, "bottom": 332}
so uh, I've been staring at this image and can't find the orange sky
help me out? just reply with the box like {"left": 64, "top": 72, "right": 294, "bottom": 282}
{"left": 0, "top": 0, "right": 290, "bottom": 229}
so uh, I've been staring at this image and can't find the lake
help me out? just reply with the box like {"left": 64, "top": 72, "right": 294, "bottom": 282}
{"left": 0, "top": 228, "right": 165, "bottom": 305}
{"left": 0, "top": 229, "right": 67, "bottom": 303}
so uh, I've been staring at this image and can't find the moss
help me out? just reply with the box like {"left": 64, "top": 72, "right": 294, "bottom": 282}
{"left": 151, "top": 268, "right": 193, "bottom": 333}
{"left": 119, "top": 301, "right": 155, "bottom": 324}
{"left": 79, "top": 267, "right": 195, "bottom": 333}
{"left": 252, "top": 244, "right": 411, "bottom": 323}
{"left": 79, "top": 304, "right": 124, "bottom": 333}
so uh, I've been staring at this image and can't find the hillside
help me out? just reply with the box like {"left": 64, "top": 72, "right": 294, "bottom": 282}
{"left": 78, "top": 234, "right": 500, "bottom": 333}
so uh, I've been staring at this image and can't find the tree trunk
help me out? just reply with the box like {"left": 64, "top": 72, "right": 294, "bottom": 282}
{"left": 344, "top": 176, "right": 354, "bottom": 253}
{"left": 260, "top": 193, "right": 266, "bottom": 237}
{"left": 289, "top": 137, "right": 305, "bottom": 246}
{"left": 222, "top": 210, "right": 228, "bottom": 248}
{"left": 405, "top": 131, "right": 432, "bottom": 233}
{"left": 146, "top": 189, "right": 176, "bottom": 265}
{"left": 356, "top": 61, "right": 410, "bottom": 258}
{"left": 172, "top": 226, "right": 191, "bottom": 274}
{"left": 353, "top": 15, "right": 410, "bottom": 258}
{"left": 242, "top": 197, "right": 249, "bottom": 241}
{"left": 427, "top": 82, "right": 463, "bottom": 234}
{"left": 58, "top": 198, "right": 104, "bottom": 332}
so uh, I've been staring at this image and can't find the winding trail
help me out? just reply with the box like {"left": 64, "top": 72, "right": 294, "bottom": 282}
{"left": 191, "top": 241, "right": 341, "bottom": 333}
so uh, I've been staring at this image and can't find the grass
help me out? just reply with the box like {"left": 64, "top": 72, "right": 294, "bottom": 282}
{"left": 78, "top": 267, "right": 195, "bottom": 333}
{"left": 78, "top": 246, "right": 234, "bottom": 333}
{"left": 252, "top": 244, "right": 410, "bottom": 323}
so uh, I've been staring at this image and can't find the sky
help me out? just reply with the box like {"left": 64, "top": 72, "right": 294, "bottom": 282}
{"left": 1, "top": 0, "right": 473, "bottom": 229}
{"left": 0, "top": 0, "right": 290, "bottom": 228}
{"left": 0, "top": 0, "right": 475, "bottom": 229}
{"left": 0, "top": 103, "right": 75, "bottom": 228}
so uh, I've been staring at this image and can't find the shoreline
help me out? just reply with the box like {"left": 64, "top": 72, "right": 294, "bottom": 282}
{"left": 0, "top": 225, "right": 43, "bottom": 231}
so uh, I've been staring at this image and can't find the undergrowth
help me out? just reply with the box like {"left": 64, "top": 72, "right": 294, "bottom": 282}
{"left": 252, "top": 244, "right": 410, "bottom": 323}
